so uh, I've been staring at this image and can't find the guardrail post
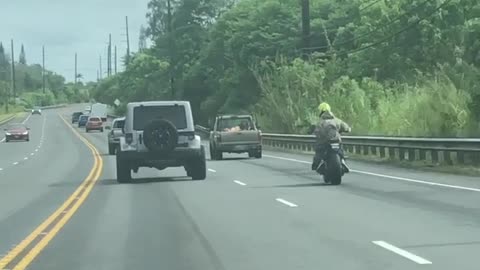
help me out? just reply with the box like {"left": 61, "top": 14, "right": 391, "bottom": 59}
{"left": 419, "top": 149, "right": 426, "bottom": 161}
{"left": 457, "top": 151, "right": 465, "bottom": 165}
{"left": 355, "top": 145, "right": 361, "bottom": 155}
{"left": 399, "top": 148, "right": 405, "bottom": 160}
{"left": 444, "top": 151, "right": 453, "bottom": 165}
{"left": 362, "top": 145, "right": 369, "bottom": 155}
{"left": 431, "top": 150, "right": 439, "bottom": 164}
{"left": 408, "top": 149, "right": 415, "bottom": 161}
{"left": 379, "top": 147, "right": 385, "bottom": 158}
{"left": 371, "top": 146, "right": 377, "bottom": 156}
{"left": 388, "top": 147, "right": 395, "bottom": 159}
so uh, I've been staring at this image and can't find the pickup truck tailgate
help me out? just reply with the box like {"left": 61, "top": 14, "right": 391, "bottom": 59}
{"left": 219, "top": 130, "right": 259, "bottom": 144}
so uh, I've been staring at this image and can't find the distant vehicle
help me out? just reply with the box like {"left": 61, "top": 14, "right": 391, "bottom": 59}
{"left": 4, "top": 123, "right": 30, "bottom": 142}
{"left": 90, "top": 103, "right": 108, "bottom": 122}
{"left": 107, "top": 117, "right": 125, "bottom": 155}
{"left": 71, "top": 112, "right": 84, "bottom": 123}
{"left": 31, "top": 107, "right": 42, "bottom": 115}
{"left": 209, "top": 114, "right": 262, "bottom": 160}
{"left": 86, "top": 116, "right": 104, "bottom": 133}
{"left": 85, "top": 105, "right": 91, "bottom": 113}
{"left": 116, "top": 101, "right": 206, "bottom": 183}
{"left": 78, "top": 115, "right": 89, "bottom": 128}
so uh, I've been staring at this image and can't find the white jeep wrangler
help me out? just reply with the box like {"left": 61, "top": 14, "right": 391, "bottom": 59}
{"left": 116, "top": 101, "right": 206, "bottom": 183}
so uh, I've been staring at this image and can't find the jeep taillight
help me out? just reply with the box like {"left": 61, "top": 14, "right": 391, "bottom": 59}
{"left": 125, "top": 133, "right": 133, "bottom": 144}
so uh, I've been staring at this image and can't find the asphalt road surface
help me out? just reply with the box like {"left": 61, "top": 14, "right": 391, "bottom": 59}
{"left": 0, "top": 105, "right": 479, "bottom": 270}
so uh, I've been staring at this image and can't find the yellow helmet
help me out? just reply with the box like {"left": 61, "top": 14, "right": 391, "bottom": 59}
{"left": 318, "top": 102, "right": 331, "bottom": 113}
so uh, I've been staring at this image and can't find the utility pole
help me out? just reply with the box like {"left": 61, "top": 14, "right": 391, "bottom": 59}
{"left": 114, "top": 45, "right": 117, "bottom": 74}
{"left": 108, "top": 34, "right": 112, "bottom": 76}
{"left": 301, "top": 0, "right": 311, "bottom": 59}
{"left": 97, "top": 70, "right": 99, "bottom": 82}
{"left": 167, "top": 0, "right": 175, "bottom": 99}
{"left": 10, "top": 40, "right": 16, "bottom": 100}
{"left": 74, "top": 53, "right": 78, "bottom": 84}
{"left": 99, "top": 55, "right": 103, "bottom": 80}
{"left": 125, "top": 16, "right": 130, "bottom": 65}
{"left": 42, "top": 45, "right": 46, "bottom": 94}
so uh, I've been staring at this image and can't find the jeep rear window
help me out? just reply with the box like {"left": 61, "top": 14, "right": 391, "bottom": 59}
{"left": 133, "top": 105, "right": 187, "bottom": 130}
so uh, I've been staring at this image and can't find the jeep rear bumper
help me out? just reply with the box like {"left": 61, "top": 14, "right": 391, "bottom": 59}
{"left": 118, "top": 148, "right": 203, "bottom": 168}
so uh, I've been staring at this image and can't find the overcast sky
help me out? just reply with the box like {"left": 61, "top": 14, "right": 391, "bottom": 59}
{"left": 1, "top": 0, "right": 151, "bottom": 82}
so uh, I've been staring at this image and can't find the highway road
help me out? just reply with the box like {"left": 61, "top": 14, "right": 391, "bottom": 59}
{"left": 0, "top": 105, "right": 479, "bottom": 270}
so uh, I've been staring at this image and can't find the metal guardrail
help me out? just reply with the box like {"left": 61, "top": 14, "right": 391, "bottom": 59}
{"left": 195, "top": 125, "right": 480, "bottom": 166}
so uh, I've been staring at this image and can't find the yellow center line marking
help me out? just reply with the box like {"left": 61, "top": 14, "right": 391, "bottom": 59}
{"left": 0, "top": 113, "right": 104, "bottom": 270}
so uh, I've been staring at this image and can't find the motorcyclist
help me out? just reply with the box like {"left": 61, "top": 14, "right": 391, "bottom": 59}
{"left": 311, "top": 102, "right": 351, "bottom": 173}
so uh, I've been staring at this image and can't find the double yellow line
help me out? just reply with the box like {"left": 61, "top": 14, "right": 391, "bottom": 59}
{"left": 0, "top": 114, "right": 103, "bottom": 270}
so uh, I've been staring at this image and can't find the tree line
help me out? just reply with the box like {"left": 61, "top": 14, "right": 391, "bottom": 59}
{"left": 0, "top": 42, "right": 89, "bottom": 113}
{"left": 91, "top": 0, "right": 480, "bottom": 137}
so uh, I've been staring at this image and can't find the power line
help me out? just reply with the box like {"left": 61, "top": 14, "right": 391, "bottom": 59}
{"left": 327, "top": 0, "right": 452, "bottom": 58}
{"left": 303, "top": 0, "right": 433, "bottom": 52}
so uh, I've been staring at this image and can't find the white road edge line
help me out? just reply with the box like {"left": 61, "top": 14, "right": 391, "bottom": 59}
{"left": 13, "top": 162, "right": 18, "bottom": 165}
{"left": 30, "top": 153, "right": 34, "bottom": 156}
{"left": 35, "top": 149, "right": 39, "bottom": 152}
{"left": 263, "top": 154, "right": 480, "bottom": 193}
{"left": 0, "top": 138, "right": 4, "bottom": 143}
{"left": 275, "top": 198, "right": 298, "bottom": 207}
{"left": 234, "top": 180, "right": 247, "bottom": 186}
{"left": 208, "top": 169, "right": 217, "bottom": 173}
{"left": 22, "top": 113, "right": 32, "bottom": 124}
{"left": 0, "top": 168, "right": 3, "bottom": 171}
{"left": 24, "top": 157, "right": 28, "bottom": 160}
{"left": 373, "top": 241, "right": 432, "bottom": 265}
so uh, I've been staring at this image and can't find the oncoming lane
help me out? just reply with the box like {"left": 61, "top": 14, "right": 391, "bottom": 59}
{"left": 0, "top": 113, "right": 45, "bottom": 172}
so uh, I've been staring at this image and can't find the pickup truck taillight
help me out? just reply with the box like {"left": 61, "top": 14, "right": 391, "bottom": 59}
{"left": 125, "top": 133, "right": 133, "bottom": 144}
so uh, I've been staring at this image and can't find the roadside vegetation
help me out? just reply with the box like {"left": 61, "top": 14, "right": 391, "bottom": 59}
{"left": 90, "top": 0, "right": 480, "bottom": 137}
{"left": 0, "top": 43, "right": 90, "bottom": 114}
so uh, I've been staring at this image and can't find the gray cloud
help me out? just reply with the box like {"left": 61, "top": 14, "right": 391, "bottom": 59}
{"left": 0, "top": 0, "right": 151, "bottom": 82}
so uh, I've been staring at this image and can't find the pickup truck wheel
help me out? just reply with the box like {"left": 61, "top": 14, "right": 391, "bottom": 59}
{"left": 255, "top": 151, "right": 262, "bottom": 159}
{"left": 116, "top": 154, "right": 132, "bottom": 183}
{"left": 108, "top": 143, "right": 116, "bottom": 155}
{"left": 215, "top": 150, "right": 223, "bottom": 160}
{"left": 190, "top": 146, "right": 207, "bottom": 180}
{"left": 209, "top": 144, "right": 216, "bottom": 160}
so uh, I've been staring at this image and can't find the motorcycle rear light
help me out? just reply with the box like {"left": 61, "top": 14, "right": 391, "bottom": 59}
{"left": 125, "top": 133, "right": 133, "bottom": 144}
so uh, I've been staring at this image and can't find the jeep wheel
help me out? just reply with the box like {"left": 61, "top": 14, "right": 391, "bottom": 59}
{"left": 143, "top": 119, "right": 178, "bottom": 154}
{"left": 189, "top": 146, "right": 207, "bottom": 180}
{"left": 116, "top": 153, "right": 131, "bottom": 183}
{"left": 108, "top": 143, "right": 116, "bottom": 155}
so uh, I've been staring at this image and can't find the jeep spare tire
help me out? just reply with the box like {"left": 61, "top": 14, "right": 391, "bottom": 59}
{"left": 143, "top": 119, "right": 178, "bottom": 153}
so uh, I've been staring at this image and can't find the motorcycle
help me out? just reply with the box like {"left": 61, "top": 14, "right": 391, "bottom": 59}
{"left": 316, "top": 142, "right": 345, "bottom": 185}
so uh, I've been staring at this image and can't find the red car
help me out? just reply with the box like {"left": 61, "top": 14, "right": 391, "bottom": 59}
{"left": 4, "top": 123, "right": 30, "bottom": 142}
{"left": 86, "top": 116, "right": 104, "bottom": 133}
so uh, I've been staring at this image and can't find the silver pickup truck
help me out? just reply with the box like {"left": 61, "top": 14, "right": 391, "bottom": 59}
{"left": 107, "top": 117, "right": 125, "bottom": 155}
{"left": 208, "top": 114, "right": 262, "bottom": 160}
